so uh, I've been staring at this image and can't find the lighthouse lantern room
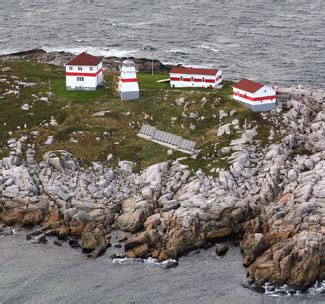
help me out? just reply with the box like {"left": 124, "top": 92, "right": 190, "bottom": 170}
{"left": 118, "top": 60, "right": 139, "bottom": 100}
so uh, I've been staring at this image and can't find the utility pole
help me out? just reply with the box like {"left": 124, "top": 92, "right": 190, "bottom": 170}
{"left": 151, "top": 52, "right": 154, "bottom": 76}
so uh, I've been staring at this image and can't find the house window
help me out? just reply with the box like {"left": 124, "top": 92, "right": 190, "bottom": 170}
{"left": 90, "top": 67, "right": 93, "bottom": 71}
{"left": 78, "top": 67, "right": 83, "bottom": 71}
{"left": 69, "top": 66, "right": 73, "bottom": 71}
{"left": 77, "top": 77, "right": 84, "bottom": 82}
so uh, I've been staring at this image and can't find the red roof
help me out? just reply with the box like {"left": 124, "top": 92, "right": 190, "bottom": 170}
{"left": 169, "top": 67, "right": 218, "bottom": 76}
{"left": 232, "top": 79, "right": 264, "bottom": 93}
{"left": 66, "top": 52, "right": 102, "bottom": 66}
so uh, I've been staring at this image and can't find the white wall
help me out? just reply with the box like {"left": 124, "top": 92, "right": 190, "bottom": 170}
{"left": 170, "top": 70, "right": 222, "bottom": 88}
{"left": 119, "top": 67, "right": 139, "bottom": 93}
{"left": 66, "top": 62, "right": 103, "bottom": 90}
{"left": 233, "top": 86, "right": 276, "bottom": 105}
{"left": 254, "top": 86, "right": 275, "bottom": 98}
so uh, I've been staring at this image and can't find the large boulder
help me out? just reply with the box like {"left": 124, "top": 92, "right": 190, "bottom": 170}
{"left": 0, "top": 197, "right": 49, "bottom": 226}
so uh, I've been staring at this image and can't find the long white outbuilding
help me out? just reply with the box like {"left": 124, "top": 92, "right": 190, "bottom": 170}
{"left": 169, "top": 67, "right": 222, "bottom": 88}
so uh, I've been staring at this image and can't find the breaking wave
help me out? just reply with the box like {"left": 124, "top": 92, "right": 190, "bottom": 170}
{"left": 112, "top": 257, "right": 177, "bottom": 267}
{"left": 43, "top": 46, "right": 140, "bottom": 58}
{"left": 244, "top": 280, "right": 325, "bottom": 298}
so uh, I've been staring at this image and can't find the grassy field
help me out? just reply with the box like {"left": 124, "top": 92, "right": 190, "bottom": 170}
{"left": 0, "top": 61, "right": 283, "bottom": 174}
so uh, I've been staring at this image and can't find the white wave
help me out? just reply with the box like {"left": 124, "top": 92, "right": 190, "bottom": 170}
{"left": 43, "top": 46, "right": 140, "bottom": 58}
{"left": 112, "top": 258, "right": 142, "bottom": 265}
{"left": 161, "top": 61, "right": 180, "bottom": 66}
{"left": 264, "top": 282, "right": 297, "bottom": 297}
{"left": 200, "top": 45, "right": 220, "bottom": 53}
{"left": 226, "top": 43, "right": 240, "bottom": 48}
{"left": 164, "top": 49, "right": 188, "bottom": 54}
{"left": 307, "top": 281, "right": 325, "bottom": 296}
{"left": 261, "top": 281, "right": 325, "bottom": 297}
{"left": 144, "top": 257, "right": 177, "bottom": 266}
{"left": 0, "top": 48, "right": 22, "bottom": 55}
{"left": 112, "top": 257, "right": 177, "bottom": 267}
{"left": 0, "top": 228, "right": 17, "bottom": 237}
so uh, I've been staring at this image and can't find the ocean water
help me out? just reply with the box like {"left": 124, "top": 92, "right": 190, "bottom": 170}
{"left": 1, "top": 232, "right": 324, "bottom": 303}
{"left": 0, "top": 0, "right": 324, "bottom": 88}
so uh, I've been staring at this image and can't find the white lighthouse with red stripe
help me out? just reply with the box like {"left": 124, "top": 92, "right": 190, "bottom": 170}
{"left": 232, "top": 78, "right": 276, "bottom": 112}
{"left": 118, "top": 60, "right": 139, "bottom": 100}
{"left": 169, "top": 67, "right": 222, "bottom": 88}
{"left": 65, "top": 52, "right": 103, "bottom": 90}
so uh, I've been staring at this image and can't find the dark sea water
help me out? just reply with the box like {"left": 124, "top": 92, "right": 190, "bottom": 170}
{"left": 1, "top": 232, "right": 324, "bottom": 304}
{"left": 0, "top": 0, "right": 324, "bottom": 88}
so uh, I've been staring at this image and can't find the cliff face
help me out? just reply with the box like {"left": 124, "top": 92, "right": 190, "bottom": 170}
{"left": 0, "top": 49, "right": 169, "bottom": 72}
{"left": 240, "top": 87, "right": 325, "bottom": 288}
{"left": 0, "top": 86, "right": 324, "bottom": 290}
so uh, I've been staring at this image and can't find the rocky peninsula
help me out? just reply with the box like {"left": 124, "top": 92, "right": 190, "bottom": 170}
{"left": 0, "top": 49, "right": 169, "bottom": 72}
{"left": 0, "top": 50, "right": 324, "bottom": 292}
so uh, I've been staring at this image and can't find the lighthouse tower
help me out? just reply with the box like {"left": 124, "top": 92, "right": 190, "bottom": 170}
{"left": 118, "top": 60, "right": 139, "bottom": 100}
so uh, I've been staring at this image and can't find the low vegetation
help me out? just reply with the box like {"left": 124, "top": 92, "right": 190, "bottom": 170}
{"left": 0, "top": 61, "right": 284, "bottom": 174}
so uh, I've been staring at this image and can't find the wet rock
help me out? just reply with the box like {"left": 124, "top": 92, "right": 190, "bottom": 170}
{"left": 54, "top": 240, "right": 62, "bottom": 246}
{"left": 215, "top": 243, "right": 229, "bottom": 256}
{"left": 165, "top": 260, "right": 179, "bottom": 269}
{"left": 118, "top": 235, "right": 128, "bottom": 242}
{"left": 88, "top": 243, "right": 111, "bottom": 259}
{"left": 30, "top": 233, "right": 47, "bottom": 244}
{"left": 0, "top": 228, "right": 15, "bottom": 236}
{"left": 26, "top": 229, "right": 43, "bottom": 240}
{"left": 110, "top": 253, "right": 125, "bottom": 259}
{"left": 68, "top": 239, "right": 80, "bottom": 249}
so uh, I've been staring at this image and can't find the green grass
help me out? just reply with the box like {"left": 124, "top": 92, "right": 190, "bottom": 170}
{"left": 51, "top": 78, "right": 110, "bottom": 103}
{"left": 0, "top": 60, "right": 285, "bottom": 174}
{"left": 137, "top": 72, "right": 170, "bottom": 90}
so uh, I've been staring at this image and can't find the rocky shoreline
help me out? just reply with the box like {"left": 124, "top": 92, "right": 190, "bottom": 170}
{"left": 0, "top": 49, "right": 170, "bottom": 72}
{"left": 0, "top": 86, "right": 324, "bottom": 291}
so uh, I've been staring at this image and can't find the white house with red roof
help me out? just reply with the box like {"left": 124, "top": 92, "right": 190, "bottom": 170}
{"left": 169, "top": 67, "right": 222, "bottom": 88}
{"left": 232, "top": 79, "right": 276, "bottom": 112}
{"left": 118, "top": 59, "right": 139, "bottom": 100}
{"left": 65, "top": 52, "right": 103, "bottom": 90}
